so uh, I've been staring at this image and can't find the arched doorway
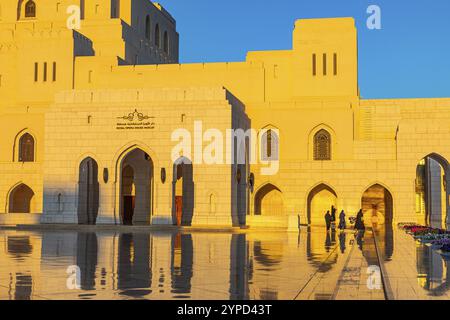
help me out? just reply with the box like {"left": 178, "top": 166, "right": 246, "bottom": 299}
{"left": 415, "top": 154, "right": 449, "bottom": 228}
{"left": 8, "top": 183, "right": 35, "bottom": 213}
{"left": 172, "top": 157, "right": 194, "bottom": 226}
{"left": 120, "top": 149, "right": 153, "bottom": 225}
{"left": 307, "top": 184, "right": 337, "bottom": 225}
{"left": 254, "top": 184, "right": 283, "bottom": 216}
{"left": 361, "top": 184, "right": 393, "bottom": 227}
{"left": 77, "top": 157, "right": 99, "bottom": 225}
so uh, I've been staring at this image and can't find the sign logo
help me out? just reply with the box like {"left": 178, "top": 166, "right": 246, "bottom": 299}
{"left": 116, "top": 109, "right": 155, "bottom": 130}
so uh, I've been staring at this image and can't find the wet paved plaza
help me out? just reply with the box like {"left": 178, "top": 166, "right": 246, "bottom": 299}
{"left": 0, "top": 225, "right": 448, "bottom": 300}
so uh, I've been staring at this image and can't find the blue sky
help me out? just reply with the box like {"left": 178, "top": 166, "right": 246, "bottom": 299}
{"left": 159, "top": 0, "right": 450, "bottom": 99}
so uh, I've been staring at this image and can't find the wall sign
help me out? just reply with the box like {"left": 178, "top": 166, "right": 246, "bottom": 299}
{"left": 116, "top": 109, "right": 155, "bottom": 130}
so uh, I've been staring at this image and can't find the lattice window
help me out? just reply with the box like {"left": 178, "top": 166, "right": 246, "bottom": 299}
{"left": 314, "top": 129, "right": 331, "bottom": 160}
{"left": 25, "top": 1, "right": 36, "bottom": 18}
{"left": 19, "top": 133, "right": 35, "bottom": 162}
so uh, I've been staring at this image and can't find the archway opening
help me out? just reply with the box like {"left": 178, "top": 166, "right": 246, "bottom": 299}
{"left": 415, "top": 154, "right": 449, "bottom": 228}
{"left": 120, "top": 149, "right": 153, "bottom": 225}
{"left": 8, "top": 184, "right": 35, "bottom": 213}
{"left": 77, "top": 157, "right": 99, "bottom": 225}
{"left": 254, "top": 184, "right": 283, "bottom": 216}
{"left": 361, "top": 184, "right": 393, "bottom": 228}
{"left": 172, "top": 157, "right": 194, "bottom": 226}
{"left": 307, "top": 184, "right": 337, "bottom": 226}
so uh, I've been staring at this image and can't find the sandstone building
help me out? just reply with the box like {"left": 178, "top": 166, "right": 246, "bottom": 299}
{"left": 0, "top": 0, "right": 449, "bottom": 228}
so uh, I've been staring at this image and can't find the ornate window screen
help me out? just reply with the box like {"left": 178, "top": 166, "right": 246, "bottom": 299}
{"left": 314, "top": 129, "right": 331, "bottom": 160}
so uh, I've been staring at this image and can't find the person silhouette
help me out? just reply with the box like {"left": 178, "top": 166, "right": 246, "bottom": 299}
{"left": 325, "top": 210, "right": 332, "bottom": 231}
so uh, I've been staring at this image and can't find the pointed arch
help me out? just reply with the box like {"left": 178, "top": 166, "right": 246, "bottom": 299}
{"left": 77, "top": 157, "right": 99, "bottom": 225}
{"left": 254, "top": 183, "right": 283, "bottom": 216}
{"left": 8, "top": 183, "right": 35, "bottom": 213}
{"left": 172, "top": 156, "right": 194, "bottom": 226}
{"left": 118, "top": 148, "right": 154, "bottom": 225}
{"left": 307, "top": 183, "right": 338, "bottom": 225}
{"left": 361, "top": 183, "right": 394, "bottom": 226}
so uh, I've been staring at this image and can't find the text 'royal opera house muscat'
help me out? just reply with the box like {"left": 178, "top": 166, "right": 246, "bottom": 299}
{"left": 0, "top": 0, "right": 449, "bottom": 229}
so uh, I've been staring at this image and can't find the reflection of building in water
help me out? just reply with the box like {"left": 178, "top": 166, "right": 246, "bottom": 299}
{"left": 170, "top": 233, "right": 193, "bottom": 296}
{"left": 416, "top": 244, "right": 450, "bottom": 295}
{"left": 118, "top": 233, "right": 152, "bottom": 297}
{"left": 0, "top": 232, "right": 43, "bottom": 300}
{"left": 229, "top": 234, "right": 249, "bottom": 300}
{"left": 306, "top": 229, "right": 338, "bottom": 273}
{"left": 76, "top": 232, "right": 98, "bottom": 291}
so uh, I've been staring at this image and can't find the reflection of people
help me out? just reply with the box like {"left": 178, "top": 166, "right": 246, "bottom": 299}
{"left": 339, "top": 232, "right": 346, "bottom": 253}
{"left": 325, "top": 211, "right": 332, "bottom": 231}
{"left": 338, "top": 210, "right": 346, "bottom": 230}
{"left": 355, "top": 229, "right": 365, "bottom": 251}
{"left": 354, "top": 209, "right": 365, "bottom": 231}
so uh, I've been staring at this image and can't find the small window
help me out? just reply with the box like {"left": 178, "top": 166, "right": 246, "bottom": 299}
{"left": 43, "top": 62, "right": 47, "bottom": 82}
{"left": 110, "top": 0, "right": 120, "bottom": 18}
{"left": 155, "top": 24, "right": 160, "bottom": 47}
{"left": 34, "top": 62, "right": 38, "bottom": 82}
{"left": 19, "top": 133, "right": 35, "bottom": 162}
{"left": 163, "top": 31, "right": 169, "bottom": 54}
{"left": 145, "top": 15, "right": 151, "bottom": 40}
{"left": 25, "top": 1, "right": 36, "bottom": 18}
{"left": 52, "top": 62, "right": 56, "bottom": 82}
{"left": 261, "top": 129, "right": 279, "bottom": 161}
{"left": 314, "top": 129, "right": 331, "bottom": 160}
{"left": 323, "top": 53, "right": 327, "bottom": 76}
{"left": 80, "top": 0, "right": 85, "bottom": 20}
{"left": 333, "top": 53, "right": 337, "bottom": 76}
{"left": 312, "top": 54, "right": 316, "bottom": 76}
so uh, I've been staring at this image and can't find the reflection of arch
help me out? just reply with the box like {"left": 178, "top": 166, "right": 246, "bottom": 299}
{"left": 361, "top": 183, "right": 393, "bottom": 226}
{"left": 415, "top": 153, "right": 449, "bottom": 227}
{"left": 172, "top": 157, "right": 194, "bottom": 226}
{"left": 253, "top": 240, "right": 283, "bottom": 267}
{"left": 307, "top": 183, "right": 337, "bottom": 225}
{"left": 8, "top": 183, "right": 35, "bottom": 213}
{"left": 254, "top": 183, "right": 283, "bottom": 216}
{"left": 77, "top": 157, "right": 99, "bottom": 225}
{"left": 119, "top": 148, "right": 153, "bottom": 225}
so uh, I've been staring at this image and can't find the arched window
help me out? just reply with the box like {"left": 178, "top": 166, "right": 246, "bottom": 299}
{"left": 155, "top": 24, "right": 160, "bottom": 47}
{"left": 163, "top": 31, "right": 169, "bottom": 54}
{"left": 261, "top": 129, "right": 279, "bottom": 161}
{"left": 145, "top": 15, "right": 151, "bottom": 40}
{"left": 24, "top": 0, "right": 36, "bottom": 18}
{"left": 19, "top": 133, "right": 35, "bottom": 162}
{"left": 314, "top": 129, "right": 331, "bottom": 160}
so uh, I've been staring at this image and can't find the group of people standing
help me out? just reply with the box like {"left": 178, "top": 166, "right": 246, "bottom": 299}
{"left": 324, "top": 206, "right": 365, "bottom": 232}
